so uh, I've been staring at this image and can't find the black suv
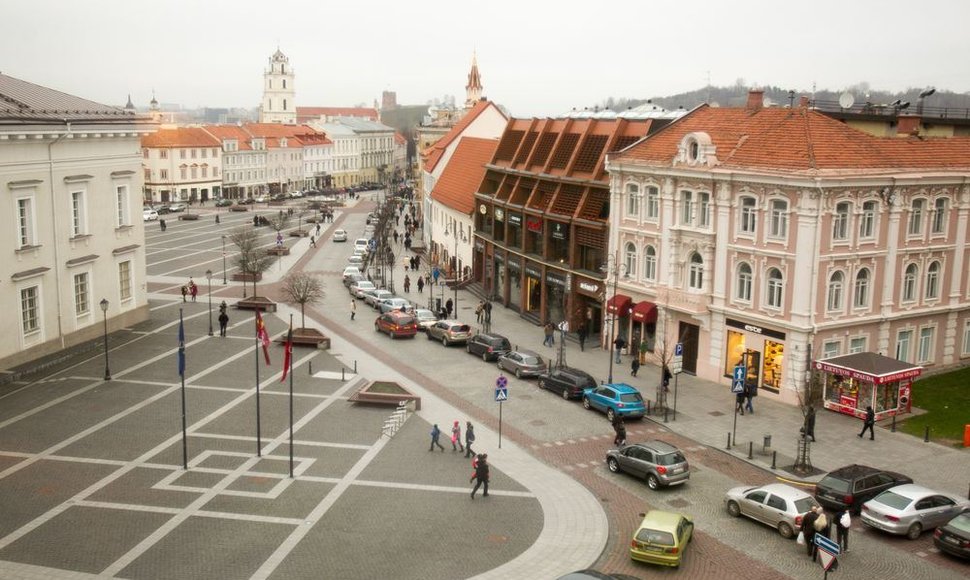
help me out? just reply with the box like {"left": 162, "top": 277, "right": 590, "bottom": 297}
{"left": 538, "top": 367, "right": 598, "bottom": 400}
{"left": 815, "top": 464, "right": 913, "bottom": 513}
{"left": 466, "top": 333, "right": 511, "bottom": 362}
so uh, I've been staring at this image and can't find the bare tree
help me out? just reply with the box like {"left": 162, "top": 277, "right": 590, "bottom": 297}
{"left": 280, "top": 272, "right": 325, "bottom": 329}
{"left": 228, "top": 227, "right": 274, "bottom": 297}
{"left": 267, "top": 212, "right": 290, "bottom": 247}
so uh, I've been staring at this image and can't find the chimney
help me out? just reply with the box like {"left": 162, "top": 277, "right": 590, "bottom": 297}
{"left": 799, "top": 96, "right": 810, "bottom": 108}
{"left": 897, "top": 114, "right": 921, "bottom": 136}
{"left": 746, "top": 89, "right": 764, "bottom": 111}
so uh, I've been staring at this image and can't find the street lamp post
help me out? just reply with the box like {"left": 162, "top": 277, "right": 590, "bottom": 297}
{"left": 221, "top": 235, "right": 227, "bottom": 285}
{"left": 206, "top": 269, "right": 213, "bottom": 336}
{"left": 601, "top": 251, "right": 627, "bottom": 384}
{"left": 100, "top": 299, "right": 111, "bottom": 381}
{"left": 445, "top": 225, "right": 465, "bottom": 317}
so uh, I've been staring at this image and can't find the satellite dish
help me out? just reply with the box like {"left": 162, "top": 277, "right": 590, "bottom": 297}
{"left": 839, "top": 92, "right": 855, "bottom": 109}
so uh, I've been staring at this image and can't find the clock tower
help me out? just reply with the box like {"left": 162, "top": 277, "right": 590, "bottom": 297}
{"left": 260, "top": 49, "right": 296, "bottom": 124}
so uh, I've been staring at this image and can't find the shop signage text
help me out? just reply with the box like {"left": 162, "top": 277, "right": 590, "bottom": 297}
{"left": 526, "top": 217, "right": 542, "bottom": 232}
{"left": 578, "top": 280, "right": 600, "bottom": 294}
{"left": 525, "top": 265, "right": 542, "bottom": 278}
{"left": 726, "top": 318, "right": 786, "bottom": 341}
{"left": 546, "top": 272, "right": 566, "bottom": 287}
{"left": 508, "top": 214, "right": 522, "bottom": 226}
{"left": 813, "top": 361, "right": 922, "bottom": 385}
{"left": 551, "top": 223, "right": 567, "bottom": 240}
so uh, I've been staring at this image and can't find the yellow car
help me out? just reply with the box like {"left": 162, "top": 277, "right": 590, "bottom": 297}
{"left": 629, "top": 510, "right": 693, "bottom": 567}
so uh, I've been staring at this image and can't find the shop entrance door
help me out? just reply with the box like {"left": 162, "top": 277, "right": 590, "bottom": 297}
{"left": 678, "top": 322, "right": 700, "bottom": 374}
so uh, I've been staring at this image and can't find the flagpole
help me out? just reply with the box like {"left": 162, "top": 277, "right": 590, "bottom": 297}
{"left": 288, "top": 314, "right": 294, "bottom": 478}
{"left": 179, "top": 309, "right": 188, "bottom": 470}
{"left": 255, "top": 312, "right": 262, "bottom": 457}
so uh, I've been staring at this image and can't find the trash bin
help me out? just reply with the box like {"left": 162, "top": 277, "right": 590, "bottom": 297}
{"left": 762, "top": 434, "right": 772, "bottom": 454}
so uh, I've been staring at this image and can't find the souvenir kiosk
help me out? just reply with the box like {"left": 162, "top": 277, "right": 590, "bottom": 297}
{"left": 814, "top": 352, "right": 921, "bottom": 421}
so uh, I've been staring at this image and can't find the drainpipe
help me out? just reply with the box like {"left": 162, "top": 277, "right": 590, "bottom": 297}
{"left": 806, "top": 180, "right": 825, "bottom": 388}
{"left": 48, "top": 121, "right": 71, "bottom": 348}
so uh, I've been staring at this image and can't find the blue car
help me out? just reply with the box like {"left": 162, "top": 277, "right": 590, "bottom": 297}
{"left": 582, "top": 383, "right": 646, "bottom": 421}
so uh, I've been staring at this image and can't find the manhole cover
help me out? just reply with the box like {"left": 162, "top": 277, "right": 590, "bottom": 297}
{"left": 529, "top": 419, "right": 546, "bottom": 427}
{"left": 667, "top": 498, "right": 690, "bottom": 509}
{"left": 708, "top": 410, "right": 725, "bottom": 417}
{"left": 487, "top": 534, "right": 509, "bottom": 543}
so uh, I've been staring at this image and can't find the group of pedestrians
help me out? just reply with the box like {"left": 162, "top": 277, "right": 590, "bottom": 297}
{"left": 799, "top": 505, "right": 851, "bottom": 559}
{"left": 180, "top": 279, "right": 198, "bottom": 302}
{"left": 428, "top": 421, "right": 489, "bottom": 499}
{"left": 734, "top": 382, "right": 758, "bottom": 415}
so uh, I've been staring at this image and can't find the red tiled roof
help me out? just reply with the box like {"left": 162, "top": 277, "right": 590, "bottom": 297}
{"left": 142, "top": 127, "right": 220, "bottom": 148}
{"left": 201, "top": 125, "right": 255, "bottom": 150}
{"left": 430, "top": 137, "right": 499, "bottom": 215}
{"left": 394, "top": 131, "right": 406, "bottom": 145}
{"left": 296, "top": 106, "right": 378, "bottom": 123}
{"left": 423, "top": 100, "right": 507, "bottom": 172}
{"left": 242, "top": 123, "right": 331, "bottom": 147}
{"left": 616, "top": 105, "right": 970, "bottom": 173}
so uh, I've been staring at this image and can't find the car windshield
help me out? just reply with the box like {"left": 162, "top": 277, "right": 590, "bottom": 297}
{"left": 873, "top": 491, "right": 913, "bottom": 510}
{"left": 452, "top": 325, "right": 470, "bottom": 332}
{"left": 635, "top": 528, "right": 675, "bottom": 546}
{"left": 818, "top": 476, "right": 850, "bottom": 494}
{"left": 794, "top": 497, "right": 818, "bottom": 514}
{"left": 521, "top": 356, "right": 542, "bottom": 365}
{"left": 395, "top": 316, "right": 414, "bottom": 325}
{"left": 656, "top": 452, "right": 687, "bottom": 466}
{"left": 948, "top": 513, "right": 970, "bottom": 532}
{"left": 620, "top": 393, "right": 643, "bottom": 403}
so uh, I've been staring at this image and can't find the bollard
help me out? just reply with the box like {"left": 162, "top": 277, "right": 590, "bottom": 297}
{"left": 354, "top": 360, "right": 358, "bottom": 373}
{"left": 924, "top": 425, "right": 930, "bottom": 442}
{"left": 726, "top": 433, "right": 732, "bottom": 449}
{"left": 891, "top": 413, "right": 896, "bottom": 432}
{"left": 308, "top": 361, "right": 313, "bottom": 375}
{"left": 664, "top": 406, "right": 668, "bottom": 423}
{"left": 646, "top": 400, "right": 651, "bottom": 416}
{"left": 748, "top": 441, "right": 753, "bottom": 460}
{"left": 771, "top": 450, "right": 777, "bottom": 470}
{"left": 341, "top": 367, "right": 345, "bottom": 381}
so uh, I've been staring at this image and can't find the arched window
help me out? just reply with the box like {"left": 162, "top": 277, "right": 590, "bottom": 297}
{"left": 859, "top": 200, "right": 877, "bottom": 239}
{"left": 909, "top": 199, "right": 926, "bottom": 235}
{"left": 626, "top": 183, "right": 640, "bottom": 217}
{"left": 833, "top": 202, "right": 850, "bottom": 240}
{"left": 766, "top": 268, "right": 784, "bottom": 308}
{"left": 902, "top": 263, "right": 918, "bottom": 302}
{"left": 739, "top": 196, "right": 757, "bottom": 234}
{"left": 827, "top": 271, "right": 845, "bottom": 312}
{"left": 643, "top": 246, "right": 657, "bottom": 281}
{"left": 736, "top": 262, "right": 752, "bottom": 302}
{"left": 854, "top": 268, "right": 870, "bottom": 308}
{"left": 932, "top": 198, "right": 948, "bottom": 234}
{"left": 925, "top": 261, "right": 941, "bottom": 300}
{"left": 688, "top": 253, "right": 704, "bottom": 290}
{"left": 624, "top": 242, "right": 637, "bottom": 278}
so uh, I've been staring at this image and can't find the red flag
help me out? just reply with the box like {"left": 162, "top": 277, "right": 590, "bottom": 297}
{"left": 255, "top": 311, "right": 271, "bottom": 366}
{"left": 281, "top": 324, "right": 293, "bottom": 383}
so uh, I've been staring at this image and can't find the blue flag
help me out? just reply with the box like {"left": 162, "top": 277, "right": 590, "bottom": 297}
{"left": 178, "top": 315, "right": 186, "bottom": 377}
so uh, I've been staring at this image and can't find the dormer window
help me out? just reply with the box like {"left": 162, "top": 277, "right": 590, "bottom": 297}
{"left": 688, "top": 140, "right": 699, "bottom": 162}
{"left": 677, "top": 132, "right": 715, "bottom": 166}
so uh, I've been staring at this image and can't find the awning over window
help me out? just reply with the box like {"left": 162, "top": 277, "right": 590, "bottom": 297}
{"left": 631, "top": 301, "right": 658, "bottom": 323}
{"left": 606, "top": 294, "right": 632, "bottom": 316}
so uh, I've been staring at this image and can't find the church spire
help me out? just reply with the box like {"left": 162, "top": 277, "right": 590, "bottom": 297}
{"left": 465, "top": 51, "right": 483, "bottom": 109}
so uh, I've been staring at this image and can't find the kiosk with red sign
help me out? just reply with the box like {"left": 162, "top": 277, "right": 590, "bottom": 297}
{"left": 814, "top": 352, "right": 921, "bottom": 421}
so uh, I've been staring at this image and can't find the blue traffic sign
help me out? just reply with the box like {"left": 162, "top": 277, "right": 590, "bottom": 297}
{"left": 496, "top": 375, "right": 508, "bottom": 389}
{"left": 495, "top": 388, "right": 508, "bottom": 402}
{"left": 733, "top": 365, "right": 745, "bottom": 382}
{"left": 675, "top": 343, "right": 684, "bottom": 357}
{"left": 814, "top": 534, "right": 840, "bottom": 555}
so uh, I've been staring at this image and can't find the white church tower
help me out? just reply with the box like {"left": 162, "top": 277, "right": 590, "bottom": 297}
{"left": 260, "top": 48, "right": 296, "bottom": 124}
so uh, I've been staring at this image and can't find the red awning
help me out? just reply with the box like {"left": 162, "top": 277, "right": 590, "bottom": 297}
{"left": 606, "top": 294, "right": 632, "bottom": 316}
{"left": 631, "top": 301, "right": 658, "bottom": 323}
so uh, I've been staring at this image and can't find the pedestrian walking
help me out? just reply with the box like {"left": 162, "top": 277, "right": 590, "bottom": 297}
{"left": 310, "top": 235, "right": 316, "bottom": 247}
{"left": 735, "top": 388, "right": 746, "bottom": 416}
{"left": 803, "top": 406, "right": 817, "bottom": 442}
{"left": 577, "top": 322, "right": 587, "bottom": 352}
{"left": 429, "top": 424, "right": 445, "bottom": 452}
{"left": 393, "top": 231, "right": 399, "bottom": 244}
{"left": 613, "top": 336, "right": 626, "bottom": 364}
{"left": 218, "top": 310, "right": 229, "bottom": 337}
{"left": 180, "top": 285, "right": 188, "bottom": 302}
{"left": 464, "top": 422, "right": 476, "bottom": 458}
{"left": 543, "top": 322, "right": 555, "bottom": 347}
{"left": 836, "top": 508, "right": 851, "bottom": 553}
{"left": 800, "top": 506, "right": 820, "bottom": 558}
{"left": 432, "top": 266, "right": 440, "bottom": 285}
{"left": 484, "top": 300, "right": 492, "bottom": 323}
{"left": 631, "top": 357, "right": 640, "bottom": 377}
{"left": 350, "top": 300, "right": 356, "bottom": 321}
{"left": 475, "top": 301, "right": 484, "bottom": 324}
{"left": 417, "top": 276, "right": 425, "bottom": 293}
{"left": 403, "top": 275, "right": 411, "bottom": 293}
{"left": 188, "top": 279, "right": 198, "bottom": 302}
{"left": 858, "top": 405, "right": 875, "bottom": 440}
{"left": 662, "top": 365, "right": 673, "bottom": 389}
{"left": 612, "top": 414, "right": 626, "bottom": 446}
{"left": 316, "top": 223, "right": 321, "bottom": 236}
{"left": 812, "top": 508, "right": 829, "bottom": 562}
{"left": 445, "top": 298, "right": 453, "bottom": 319}
{"left": 451, "top": 420, "right": 464, "bottom": 453}
{"left": 745, "top": 381, "right": 757, "bottom": 414}
{"left": 469, "top": 454, "right": 489, "bottom": 499}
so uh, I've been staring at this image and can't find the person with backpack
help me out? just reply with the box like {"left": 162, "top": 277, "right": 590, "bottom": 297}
{"left": 836, "top": 508, "right": 851, "bottom": 553}
{"left": 858, "top": 405, "right": 876, "bottom": 440}
{"left": 612, "top": 415, "right": 626, "bottom": 447}
{"left": 464, "top": 421, "right": 476, "bottom": 458}
{"left": 451, "top": 420, "right": 464, "bottom": 453}
{"left": 428, "top": 424, "right": 444, "bottom": 452}
{"left": 469, "top": 453, "right": 489, "bottom": 499}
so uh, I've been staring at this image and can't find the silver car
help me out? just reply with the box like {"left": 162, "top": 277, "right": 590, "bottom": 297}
{"left": 349, "top": 280, "right": 375, "bottom": 299}
{"left": 861, "top": 483, "right": 970, "bottom": 540}
{"left": 363, "top": 289, "right": 393, "bottom": 308}
{"left": 725, "top": 483, "right": 820, "bottom": 538}
{"left": 496, "top": 349, "right": 547, "bottom": 379}
{"left": 378, "top": 297, "right": 411, "bottom": 314}
{"left": 606, "top": 440, "right": 690, "bottom": 490}
{"left": 413, "top": 309, "right": 438, "bottom": 331}
{"left": 426, "top": 320, "right": 472, "bottom": 346}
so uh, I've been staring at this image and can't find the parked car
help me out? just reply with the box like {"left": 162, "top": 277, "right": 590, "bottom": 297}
{"left": 167, "top": 202, "right": 187, "bottom": 213}
{"left": 342, "top": 266, "right": 361, "bottom": 279}
{"left": 934, "top": 509, "right": 970, "bottom": 560}
{"left": 375, "top": 311, "right": 418, "bottom": 339}
{"left": 254, "top": 195, "right": 269, "bottom": 203}
{"left": 378, "top": 297, "right": 411, "bottom": 314}
{"left": 214, "top": 198, "right": 233, "bottom": 207}
{"left": 363, "top": 289, "right": 394, "bottom": 308}
{"left": 725, "top": 482, "right": 819, "bottom": 538}
{"left": 332, "top": 229, "right": 348, "bottom": 242}
{"left": 288, "top": 190, "right": 303, "bottom": 198}
{"left": 347, "top": 255, "right": 364, "bottom": 267}
{"left": 237, "top": 197, "right": 255, "bottom": 205}
{"left": 538, "top": 367, "right": 597, "bottom": 400}
{"left": 343, "top": 273, "right": 365, "bottom": 288}
{"left": 815, "top": 464, "right": 913, "bottom": 514}
{"left": 143, "top": 209, "right": 159, "bottom": 221}
{"left": 413, "top": 309, "right": 438, "bottom": 331}
{"left": 427, "top": 320, "right": 472, "bottom": 346}
{"left": 271, "top": 193, "right": 288, "bottom": 202}
{"left": 349, "top": 280, "right": 376, "bottom": 299}
{"left": 466, "top": 333, "right": 511, "bottom": 362}
{"left": 861, "top": 484, "right": 970, "bottom": 540}
{"left": 607, "top": 441, "right": 690, "bottom": 490}
{"left": 496, "top": 349, "right": 547, "bottom": 379}
{"left": 582, "top": 383, "right": 645, "bottom": 421}
{"left": 354, "top": 238, "right": 370, "bottom": 253}
{"left": 629, "top": 510, "right": 693, "bottom": 568}
{"left": 353, "top": 247, "right": 367, "bottom": 258}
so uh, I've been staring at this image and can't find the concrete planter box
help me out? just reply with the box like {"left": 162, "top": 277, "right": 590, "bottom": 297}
{"left": 235, "top": 296, "right": 277, "bottom": 312}
{"left": 276, "top": 327, "right": 330, "bottom": 349}
{"left": 266, "top": 247, "right": 290, "bottom": 256}
{"left": 231, "top": 272, "right": 263, "bottom": 282}
{"left": 348, "top": 381, "right": 421, "bottom": 410}
{"left": 179, "top": 213, "right": 200, "bottom": 220}
{"left": 229, "top": 206, "right": 249, "bottom": 212}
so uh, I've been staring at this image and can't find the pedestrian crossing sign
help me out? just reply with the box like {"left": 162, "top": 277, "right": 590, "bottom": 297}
{"left": 495, "top": 388, "right": 508, "bottom": 402}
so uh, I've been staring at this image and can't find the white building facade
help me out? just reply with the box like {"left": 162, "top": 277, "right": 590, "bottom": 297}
{"left": 259, "top": 49, "right": 296, "bottom": 124}
{"left": 142, "top": 127, "right": 222, "bottom": 203}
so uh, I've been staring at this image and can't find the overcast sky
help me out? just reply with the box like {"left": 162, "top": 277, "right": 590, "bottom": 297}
{"left": 2, "top": 0, "right": 968, "bottom": 117}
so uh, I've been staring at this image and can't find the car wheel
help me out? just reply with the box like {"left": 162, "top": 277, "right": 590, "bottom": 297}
{"left": 374, "top": 324, "right": 380, "bottom": 333}
{"left": 646, "top": 473, "right": 660, "bottom": 490}
{"left": 906, "top": 522, "right": 922, "bottom": 540}
{"left": 427, "top": 333, "right": 433, "bottom": 341}
{"left": 582, "top": 397, "right": 592, "bottom": 410}
{"left": 466, "top": 344, "right": 472, "bottom": 354}
{"left": 726, "top": 501, "right": 741, "bottom": 517}
{"left": 482, "top": 352, "right": 490, "bottom": 362}
{"left": 607, "top": 457, "right": 620, "bottom": 473}
{"left": 515, "top": 368, "right": 522, "bottom": 379}
{"left": 538, "top": 379, "right": 546, "bottom": 390}
{"left": 777, "top": 521, "right": 794, "bottom": 539}
{"left": 561, "top": 388, "right": 571, "bottom": 400}
{"left": 606, "top": 408, "right": 616, "bottom": 423}
{"left": 442, "top": 336, "right": 448, "bottom": 346}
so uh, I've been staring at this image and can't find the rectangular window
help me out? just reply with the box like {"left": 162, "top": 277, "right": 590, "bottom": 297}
{"left": 160, "top": 149, "right": 168, "bottom": 159}
{"left": 849, "top": 336, "right": 867, "bottom": 354}
{"left": 160, "top": 169, "right": 168, "bottom": 180}
{"left": 17, "top": 197, "right": 34, "bottom": 248}
{"left": 859, "top": 201, "right": 876, "bottom": 239}
{"left": 769, "top": 200, "right": 788, "bottom": 238}
{"left": 180, "top": 167, "right": 187, "bottom": 180}
{"left": 201, "top": 166, "right": 208, "bottom": 178}
{"left": 144, "top": 169, "right": 151, "bottom": 182}
{"left": 119, "top": 261, "right": 132, "bottom": 301}
{"left": 698, "top": 192, "right": 710, "bottom": 227}
{"left": 822, "top": 340, "right": 840, "bottom": 359}
{"left": 201, "top": 148, "right": 207, "bottom": 159}
{"left": 21, "top": 286, "right": 40, "bottom": 335}
{"left": 71, "top": 191, "right": 85, "bottom": 236}
{"left": 896, "top": 329, "right": 913, "bottom": 363}
{"left": 932, "top": 198, "right": 947, "bottom": 234}
{"left": 917, "top": 327, "right": 934, "bottom": 363}
{"left": 963, "top": 321, "right": 970, "bottom": 356}
{"left": 74, "top": 273, "right": 89, "bottom": 315}
{"left": 180, "top": 149, "right": 186, "bottom": 159}
{"left": 191, "top": 149, "right": 197, "bottom": 159}
{"left": 646, "top": 186, "right": 659, "bottom": 220}
{"left": 680, "top": 191, "right": 693, "bottom": 225}
{"left": 833, "top": 204, "right": 849, "bottom": 240}
{"left": 908, "top": 200, "right": 924, "bottom": 236}
{"left": 191, "top": 166, "right": 198, "bottom": 179}
{"left": 740, "top": 197, "right": 757, "bottom": 234}
{"left": 116, "top": 185, "right": 130, "bottom": 226}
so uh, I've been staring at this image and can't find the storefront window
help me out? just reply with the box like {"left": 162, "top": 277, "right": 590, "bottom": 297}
{"left": 579, "top": 244, "right": 602, "bottom": 273}
{"left": 762, "top": 340, "right": 783, "bottom": 392}
{"left": 495, "top": 261, "right": 506, "bottom": 302}
{"left": 526, "top": 228, "right": 544, "bottom": 256}
{"left": 526, "top": 274, "right": 542, "bottom": 314}
{"left": 493, "top": 217, "right": 505, "bottom": 242}
{"left": 549, "top": 222, "right": 568, "bottom": 263}
{"left": 545, "top": 278, "right": 566, "bottom": 323}
{"left": 724, "top": 330, "right": 746, "bottom": 377}
{"left": 508, "top": 215, "right": 522, "bottom": 249}
{"left": 508, "top": 262, "right": 522, "bottom": 310}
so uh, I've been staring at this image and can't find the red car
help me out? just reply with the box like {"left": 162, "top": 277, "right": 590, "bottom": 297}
{"left": 375, "top": 311, "right": 418, "bottom": 339}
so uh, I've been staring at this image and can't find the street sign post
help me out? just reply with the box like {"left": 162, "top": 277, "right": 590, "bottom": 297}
{"left": 671, "top": 342, "right": 684, "bottom": 374}
{"left": 814, "top": 534, "right": 840, "bottom": 555}
{"left": 495, "top": 375, "right": 508, "bottom": 448}
{"left": 731, "top": 365, "right": 746, "bottom": 394}
{"left": 814, "top": 534, "right": 840, "bottom": 577}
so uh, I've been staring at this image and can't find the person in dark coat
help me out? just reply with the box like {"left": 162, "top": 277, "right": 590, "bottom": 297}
{"left": 612, "top": 414, "right": 626, "bottom": 446}
{"left": 577, "top": 323, "right": 588, "bottom": 352}
{"left": 464, "top": 422, "right": 476, "bottom": 458}
{"left": 745, "top": 381, "right": 757, "bottom": 414}
{"left": 613, "top": 336, "right": 626, "bottom": 364}
{"left": 429, "top": 424, "right": 445, "bottom": 452}
{"left": 417, "top": 276, "right": 425, "bottom": 293}
{"left": 470, "top": 454, "right": 489, "bottom": 499}
{"left": 858, "top": 405, "right": 875, "bottom": 440}
{"left": 445, "top": 298, "right": 453, "bottom": 319}
{"left": 631, "top": 357, "right": 640, "bottom": 377}
{"left": 836, "top": 508, "right": 851, "bottom": 553}
{"left": 801, "top": 506, "right": 820, "bottom": 558}
{"left": 804, "top": 406, "right": 817, "bottom": 442}
{"left": 218, "top": 310, "right": 229, "bottom": 337}
{"left": 735, "top": 387, "right": 746, "bottom": 416}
